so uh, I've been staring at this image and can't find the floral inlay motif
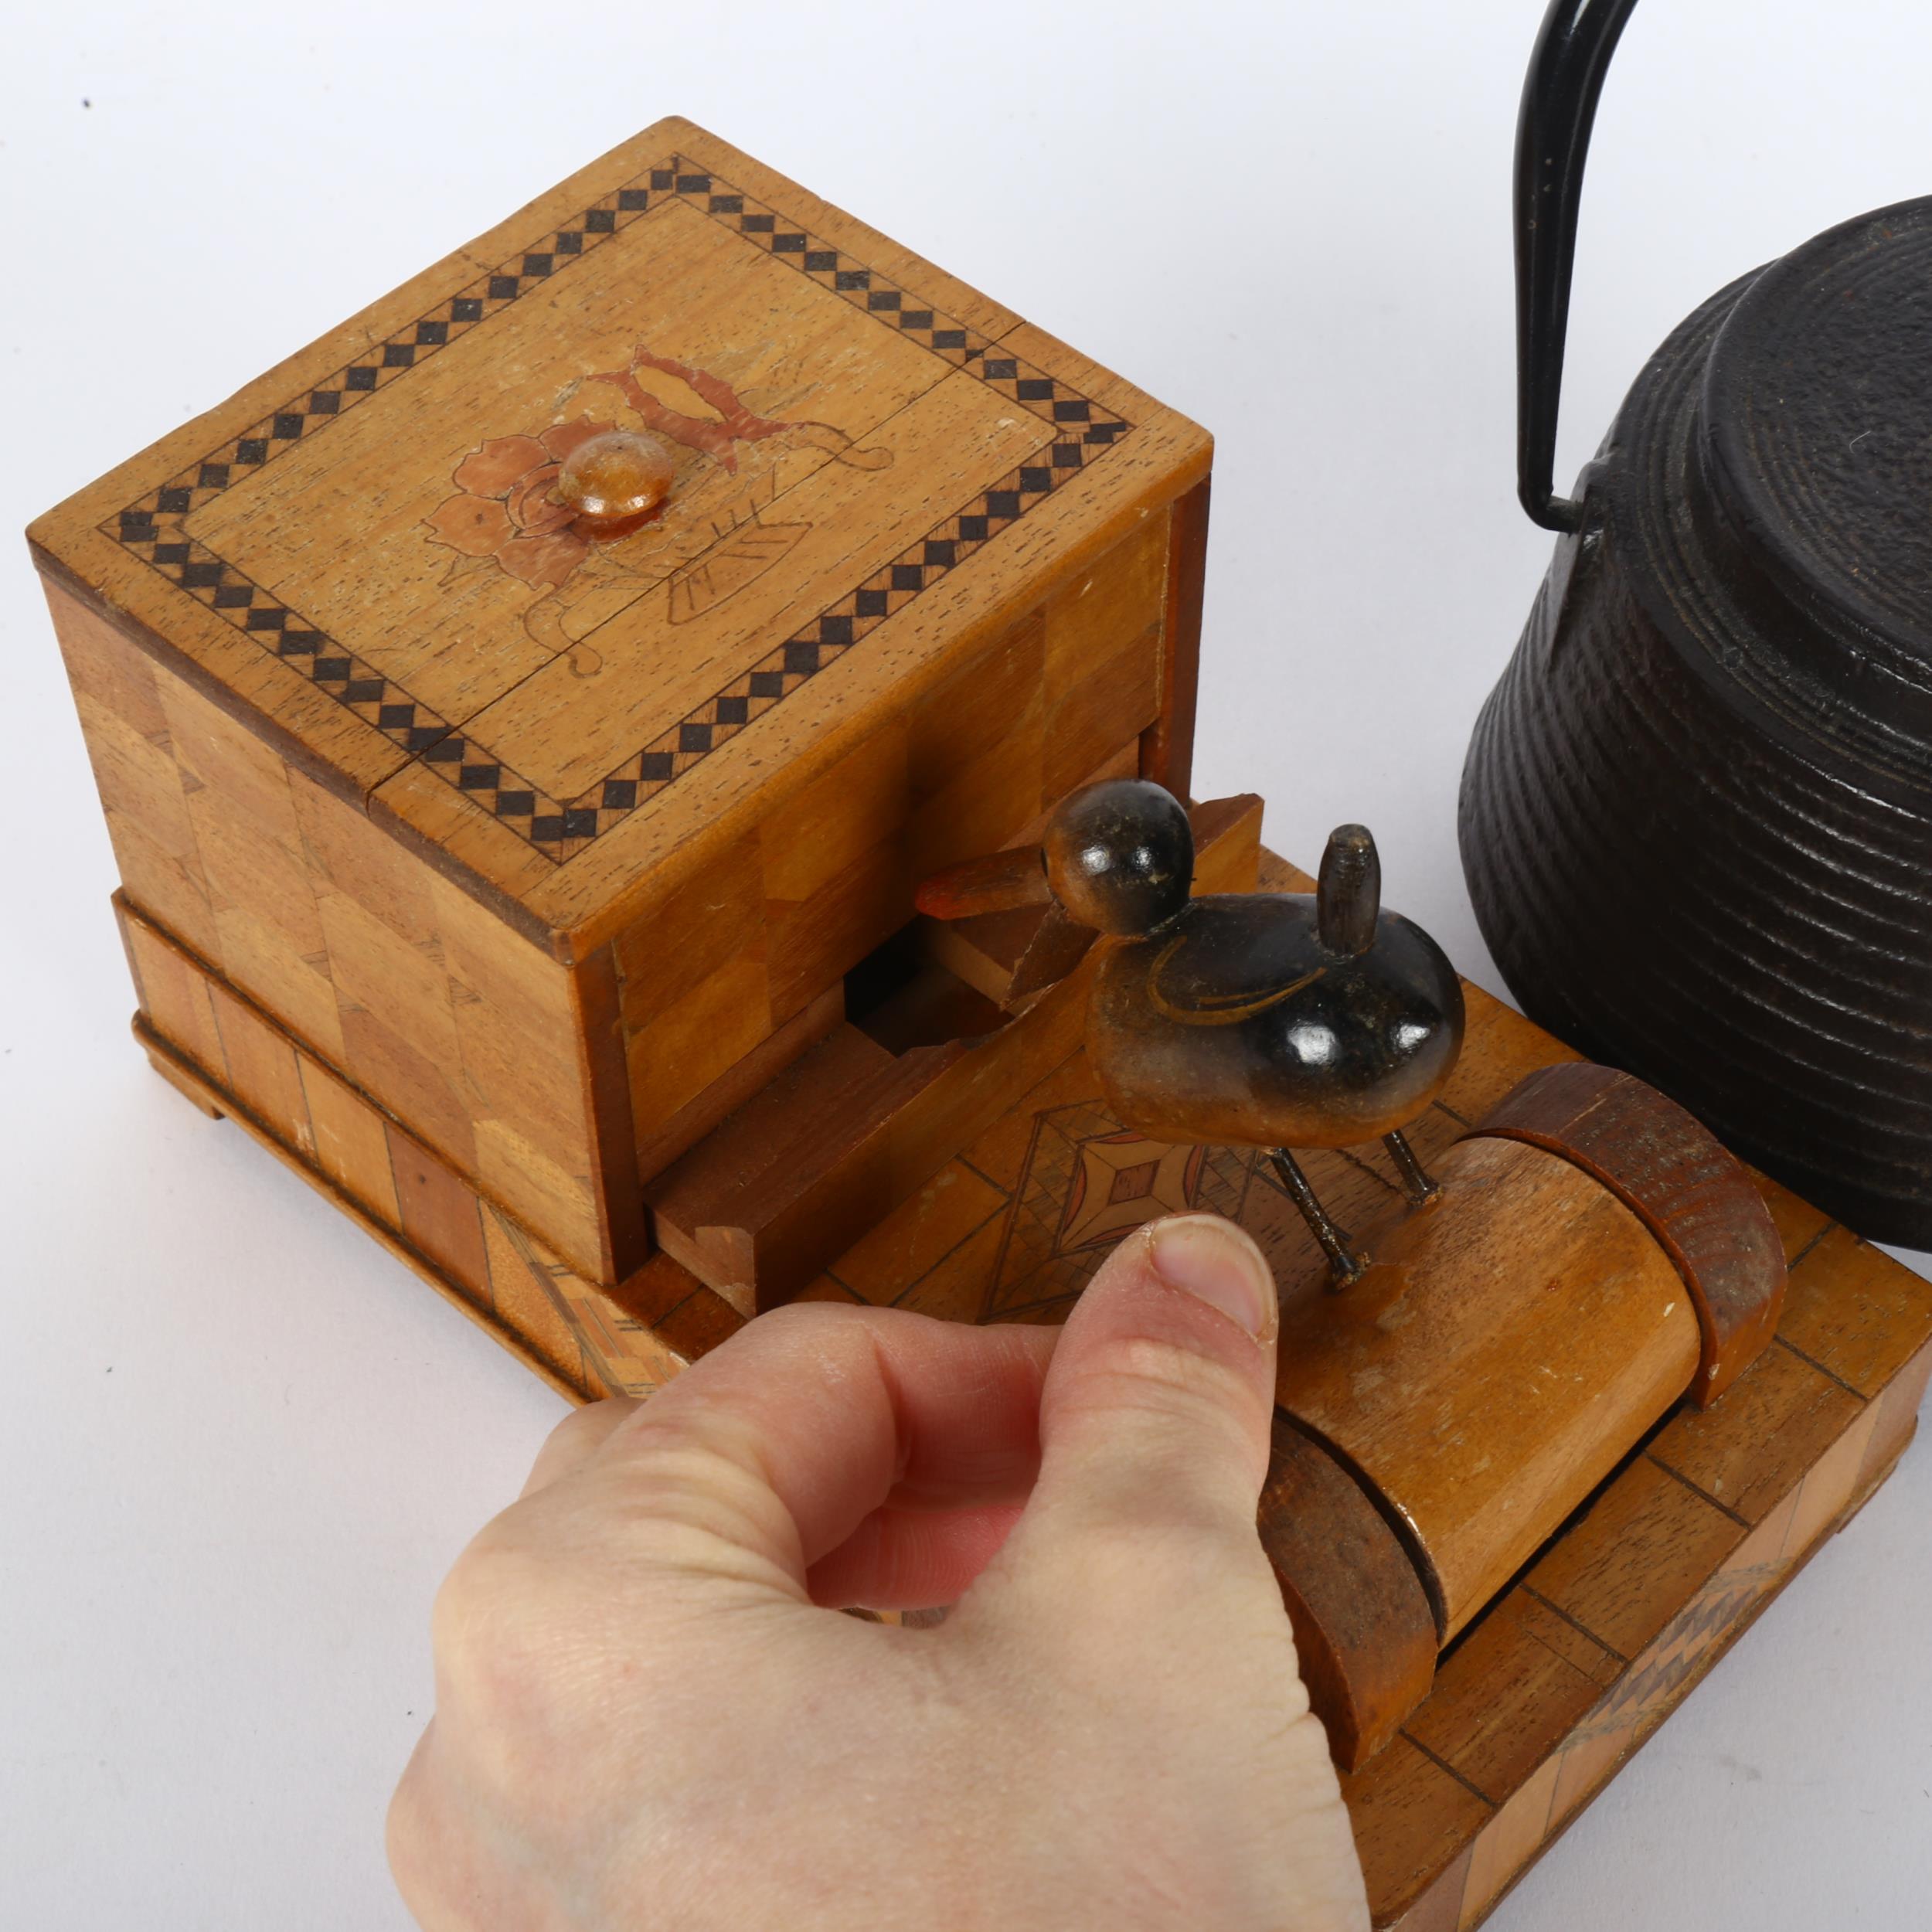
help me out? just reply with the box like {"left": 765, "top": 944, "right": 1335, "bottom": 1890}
{"left": 424, "top": 417, "right": 617, "bottom": 590}
{"left": 425, "top": 345, "right": 891, "bottom": 620}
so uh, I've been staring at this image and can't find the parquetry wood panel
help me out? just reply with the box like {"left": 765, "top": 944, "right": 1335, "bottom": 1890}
{"left": 57, "top": 587, "right": 626, "bottom": 1280}
{"left": 611, "top": 508, "right": 1168, "bottom": 1159}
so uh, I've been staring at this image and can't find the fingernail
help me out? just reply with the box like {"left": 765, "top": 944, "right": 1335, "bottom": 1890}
{"left": 1147, "top": 1214, "right": 1277, "bottom": 1338}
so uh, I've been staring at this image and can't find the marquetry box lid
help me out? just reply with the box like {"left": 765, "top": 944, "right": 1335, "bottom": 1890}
{"left": 29, "top": 117, "right": 1213, "bottom": 961}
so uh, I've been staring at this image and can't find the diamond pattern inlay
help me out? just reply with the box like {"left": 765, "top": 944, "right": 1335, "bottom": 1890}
{"left": 104, "top": 152, "right": 1132, "bottom": 869}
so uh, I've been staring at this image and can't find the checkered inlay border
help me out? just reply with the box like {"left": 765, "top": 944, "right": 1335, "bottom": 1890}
{"left": 105, "top": 155, "right": 1131, "bottom": 865}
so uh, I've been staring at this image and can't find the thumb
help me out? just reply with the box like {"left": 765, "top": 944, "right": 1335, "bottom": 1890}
{"left": 981, "top": 1212, "right": 1281, "bottom": 1614}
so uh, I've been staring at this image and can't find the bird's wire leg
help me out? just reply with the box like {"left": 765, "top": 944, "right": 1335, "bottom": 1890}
{"left": 1267, "top": 1148, "right": 1366, "bottom": 1289}
{"left": 1382, "top": 1128, "right": 1442, "bottom": 1208}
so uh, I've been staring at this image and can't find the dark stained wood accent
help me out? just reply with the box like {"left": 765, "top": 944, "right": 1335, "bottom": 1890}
{"left": 604, "top": 1248, "right": 727, "bottom": 1331}
{"left": 1258, "top": 1415, "right": 1438, "bottom": 1773}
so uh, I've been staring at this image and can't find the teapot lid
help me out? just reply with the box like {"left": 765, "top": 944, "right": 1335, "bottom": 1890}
{"left": 1695, "top": 199, "right": 1932, "bottom": 734}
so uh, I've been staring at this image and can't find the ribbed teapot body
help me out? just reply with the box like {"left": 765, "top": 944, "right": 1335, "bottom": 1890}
{"left": 1463, "top": 210, "right": 1932, "bottom": 1244}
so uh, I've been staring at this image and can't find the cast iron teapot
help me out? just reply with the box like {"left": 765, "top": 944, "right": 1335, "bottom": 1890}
{"left": 1461, "top": 0, "right": 1932, "bottom": 1244}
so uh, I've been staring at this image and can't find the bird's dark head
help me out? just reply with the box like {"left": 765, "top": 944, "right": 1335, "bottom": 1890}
{"left": 1043, "top": 779, "right": 1195, "bottom": 935}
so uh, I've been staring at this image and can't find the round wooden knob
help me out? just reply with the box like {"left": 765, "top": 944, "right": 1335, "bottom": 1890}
{"left": 553, "top": 430, "right": 675, "bottom": 535}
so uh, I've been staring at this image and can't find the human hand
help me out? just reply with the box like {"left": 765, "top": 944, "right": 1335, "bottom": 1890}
{"left": 388, "top": 1212, "right": 1369, "bottom": 1930}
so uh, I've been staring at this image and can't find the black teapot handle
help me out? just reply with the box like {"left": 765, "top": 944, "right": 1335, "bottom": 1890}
{"left": 1515, "top": 0, "right": 1641, "bottom": 532}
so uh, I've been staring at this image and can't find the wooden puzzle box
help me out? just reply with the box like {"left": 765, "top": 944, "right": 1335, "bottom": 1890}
{"left": 29, "top": 117, "right": 1932, "bottom": 1928}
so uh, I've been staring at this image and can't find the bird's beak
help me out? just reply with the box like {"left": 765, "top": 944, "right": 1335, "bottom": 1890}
{"left": 913, "top": 844, "right": 1095, "bottom": 1012}
{"left": 913, "top": 845, "right": 1051, "bottom": 920}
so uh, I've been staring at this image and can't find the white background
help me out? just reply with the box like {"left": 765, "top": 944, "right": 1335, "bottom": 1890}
{"left": 5, "top": 2, "right": 1931, "bottom": 1925}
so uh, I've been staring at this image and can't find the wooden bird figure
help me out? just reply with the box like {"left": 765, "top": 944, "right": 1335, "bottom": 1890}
{"left": 919, "top": 779, "right": 1466, "bottom": 1282}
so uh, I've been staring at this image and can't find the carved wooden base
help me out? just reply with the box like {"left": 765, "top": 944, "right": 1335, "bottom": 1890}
{"left": 121, "top": 855, "right": 1932, "bottom": 1930}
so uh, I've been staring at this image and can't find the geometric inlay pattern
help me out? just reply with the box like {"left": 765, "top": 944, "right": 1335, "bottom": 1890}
{"left": 104, "top": 155, "right": 1132, "bottom": 867}
{"left": 985, "top": 1099, "right": 1255, "bottom": 1321}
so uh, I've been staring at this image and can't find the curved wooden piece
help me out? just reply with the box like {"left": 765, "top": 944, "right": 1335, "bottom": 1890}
{"left": 1275, "top": 1133, "right": 1702, "bottom": 1640}
{"left": 1256, "top": 1415, "right": 1437, "bottom": 1773}
{"left": 1467, "top": 1061, "right": 1787, "bottom": 1405}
